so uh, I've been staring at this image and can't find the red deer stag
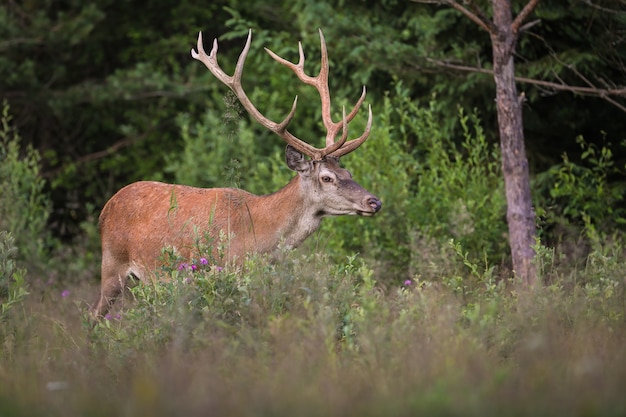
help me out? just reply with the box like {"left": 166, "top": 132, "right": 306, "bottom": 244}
{"left": 91, "top": 29, "right": 382, "bottom": 318}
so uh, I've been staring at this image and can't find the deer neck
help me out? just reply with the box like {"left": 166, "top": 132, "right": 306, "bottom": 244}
{"left": 255, "top": 175, "right": 323, "bottom": 249}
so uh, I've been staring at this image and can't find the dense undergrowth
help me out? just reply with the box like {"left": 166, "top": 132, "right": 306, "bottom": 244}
{"left": 1, "top": 96, "right": 626, "bottom": 416}
{"left": 1, "top": 245, "right": 625, "bottom": 416}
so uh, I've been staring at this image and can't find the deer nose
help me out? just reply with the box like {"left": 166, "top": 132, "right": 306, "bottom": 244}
{"left": 367, "top": 197, "right": 382, "bottom": 213}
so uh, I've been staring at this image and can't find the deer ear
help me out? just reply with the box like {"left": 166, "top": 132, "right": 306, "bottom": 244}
{"left": 285, "top": 145, "right": 311, "bottom": 173}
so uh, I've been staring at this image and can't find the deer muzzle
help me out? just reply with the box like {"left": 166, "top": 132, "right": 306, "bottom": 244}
{"left": 358, "top": 195, "right": 382, "bottom": 216}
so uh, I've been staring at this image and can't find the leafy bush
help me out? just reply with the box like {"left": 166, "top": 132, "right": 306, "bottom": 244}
{"left": 534, "top": 136, "right": 626, "bottom": 262}
{"left": 414, "top": 105, "right": 505, "bottom": 248}
{"left": 0, "top": 100, "right": 52, "bottom": 267}
{"left": 0, "top": 231, "right": 29, "bottom": 322}
{"left": 89, "top": 248, "right": 373, "bottom": 361}
{"left": 164, "top": 95, "right": 279, "bottom": 191}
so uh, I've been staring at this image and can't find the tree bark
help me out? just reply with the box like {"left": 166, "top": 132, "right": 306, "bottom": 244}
{"left": 491, "top": 0, "right": 537, "bottom": 285}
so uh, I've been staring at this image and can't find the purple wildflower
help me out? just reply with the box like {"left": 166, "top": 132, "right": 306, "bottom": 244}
{"left": 61, "top": 289, "right": 70, "bottom": 298}
{"left": 104, "top": 313, "right": 112, "bottom": 321}
{"left": 403, "top": 279, "right": 412, "bottom": 287}
{"left": 178, "top": 263, "right": 188, "bottom": 271}
{"left": 190, "top": 264, "right": 198, "bottom": 272}
{"left": 200, "top": 257, "right": 208, "bottom": 265}
{"left": 216, "top": 266, "right": 224, "bottom": 272}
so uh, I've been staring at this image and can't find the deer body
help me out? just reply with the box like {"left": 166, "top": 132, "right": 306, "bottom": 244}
{"left": 92, "top": 30, "right": 381, "bottom": 318}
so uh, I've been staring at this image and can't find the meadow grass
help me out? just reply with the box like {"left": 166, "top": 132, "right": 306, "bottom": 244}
{"left": 1, "top": 244, "right": 625, "bottom": 417}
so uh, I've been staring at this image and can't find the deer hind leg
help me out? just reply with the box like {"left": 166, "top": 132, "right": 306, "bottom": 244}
{"left": 90, "top": 265, "right": 130, "bottom": 319}
{"left": 90, "top": 260, "right": 151, "bottom": 319}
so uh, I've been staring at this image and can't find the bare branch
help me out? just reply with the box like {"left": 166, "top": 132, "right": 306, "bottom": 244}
{"left": 41, "top": 133, "right": 145, "bottom": 178}
{"left": 580, "top": 0, "right": 626, "bottom": 14}
{"left": 464, "top": 0, "right": 498, "bottom": 33}
{"left": 600, "top": 95, "right": 626, "bottom": 113}
{"left": 423, "top": 58, "right": 626, "bottom": 112}
{"left": 446, "top": 0, "right": 497, "bottom": 34}
{"left": 512, "top": 0, "right": 541, "bottom": 34}
{"left": 410, "top": 0, "right": 497, "bottom": 34}
{"left": 519, "top": 19, "right": 541, "bottom": 33}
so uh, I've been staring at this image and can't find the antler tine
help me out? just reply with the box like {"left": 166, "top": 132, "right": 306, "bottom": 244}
{"left": 330, "top": 104, "right": 373, "bottom": 158}
{"left": 265, "top": 30, "right": 335, "bottom": 150}
{"left": 192, "top": 30, "right": 320, "bottom": 158}
{"left": 316, "top": 29, "right": 334, "bottom": 137}
{"left": 320, "top": 107, "right": 349, "bottom": 156}
{"left": 345, "top": 86, "right": 368, "bottom": 127}
{"left": 190, "top": 32, "right": 228, "bottom": 85}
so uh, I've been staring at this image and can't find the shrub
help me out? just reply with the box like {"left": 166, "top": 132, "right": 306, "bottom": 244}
{"left": 0, "top": 100, "right": 52, "bottom": 267}
{"left": 534, "top": 136, "right": 626, "bottom": 264}
{"left": 89, "top": 249, "right": 373, "bottom": 363}
{"left": 0, "top": 231, "right": 29, "bottom": 322}
{"left": 403, "top": 95, "right": 506, "bottom": 274}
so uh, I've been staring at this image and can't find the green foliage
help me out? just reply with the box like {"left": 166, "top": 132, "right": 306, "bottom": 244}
{"left": 443, "top": 239, "right": 499, "bottom": 303}
{"left": 401, "top": 90, "right": 507, "bottom": 267}
{"left": 535, "top": 136, "right": 626, "bottom": 248}
{"left": 90, "top": 250, "right": 372, "bottom": 360}
{"left": 0, "top": 231, "right": 29, "bottom": 322}
{"left": 342, "top": 84, "right": 505, "bottom": 280}
{"left": 0, "top": 101, "right": 52, "bottom": 266}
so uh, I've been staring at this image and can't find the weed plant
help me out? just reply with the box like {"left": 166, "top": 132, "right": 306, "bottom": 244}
{"left": 0, "top": 100, "right": 51, "bottom": 271}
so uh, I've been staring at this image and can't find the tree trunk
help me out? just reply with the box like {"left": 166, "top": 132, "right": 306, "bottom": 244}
{"left": 491, "top": 0, "right": 537, "bottom": 285}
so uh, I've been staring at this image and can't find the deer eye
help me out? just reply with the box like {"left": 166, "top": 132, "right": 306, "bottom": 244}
{"left": 321, "top": 176, "right": 333, "bottom": 183}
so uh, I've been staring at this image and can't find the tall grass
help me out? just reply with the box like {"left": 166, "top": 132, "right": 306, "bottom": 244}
{"left": 1, "top": 243, "right": 625, "bottom": 417}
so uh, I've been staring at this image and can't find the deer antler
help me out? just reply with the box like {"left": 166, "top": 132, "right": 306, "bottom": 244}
{"left": 191, "top": 29, "right": 372, "bottom": 160}
{"left": 265, "top": 29, "right": 372, "bottom": 158}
